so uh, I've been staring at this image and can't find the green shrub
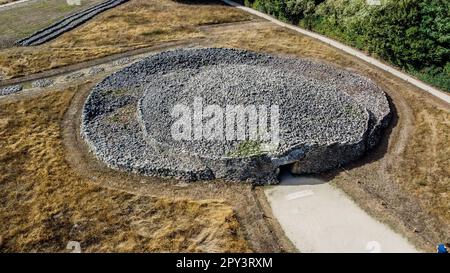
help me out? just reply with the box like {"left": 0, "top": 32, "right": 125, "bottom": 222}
{"left": 244, "top": 0, "right": 450, "bottom": 92}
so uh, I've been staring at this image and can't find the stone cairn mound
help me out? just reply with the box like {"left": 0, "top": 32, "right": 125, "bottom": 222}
{"left": 82, "top": 48, "right": 391, "bottom": 184}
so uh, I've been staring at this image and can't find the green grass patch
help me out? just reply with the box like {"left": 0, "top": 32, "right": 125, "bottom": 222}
{"left": 227, "top": 140, "right": 263, "bottom": 157}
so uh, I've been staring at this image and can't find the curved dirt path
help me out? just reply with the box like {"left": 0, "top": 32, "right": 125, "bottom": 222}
{"left": 266, "top": 174, "right": 419, "bottom": 253}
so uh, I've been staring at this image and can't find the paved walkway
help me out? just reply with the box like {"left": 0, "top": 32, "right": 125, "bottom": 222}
{"left": 265, "top": 174, "right": 419, "bottom": 253}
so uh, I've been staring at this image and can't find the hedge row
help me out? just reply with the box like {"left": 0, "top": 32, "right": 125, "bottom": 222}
{"left": 244, "top": 0, "right": 450, "bottom": 92}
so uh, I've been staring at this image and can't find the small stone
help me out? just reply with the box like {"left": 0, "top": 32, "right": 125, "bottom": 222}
{"left": 32, "top": 78, "right": 54, "bottom": 88}
{"left": 88, "top": 67, "right": 105, "bottom": 76}
{"left": 65, "top": 72, "right": 85, "bottom": 81}
{"left": 0, "top": 84, "right": 23, "bottom": 96}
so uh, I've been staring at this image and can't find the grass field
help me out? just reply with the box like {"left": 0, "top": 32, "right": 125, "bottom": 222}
{"left": 397, "top": 98, "right": 450, "bottom": 226}
{"left": 0, "top": 0, "right": 104, "bottom": 48}
{"left": 0, "top": 0, "right": 252, "bottom": 78}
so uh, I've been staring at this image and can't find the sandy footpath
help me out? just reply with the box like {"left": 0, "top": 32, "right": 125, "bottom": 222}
{"left": 265, "top": 174, "right": 420, "bottom": 253}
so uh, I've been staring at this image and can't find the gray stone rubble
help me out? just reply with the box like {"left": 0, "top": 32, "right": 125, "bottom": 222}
{"left": 89, "top": 67, "right": 106, "bottom": 76}
{"left": 112, "top": 57, "right": 131, "bottom": 66}
{"left": 0, "top": 84, "right": 23, "bottom": 96}
{"left": 81, "top": 48, "right": 391, "bottom": 183}
{"left": 32, "top": 79, "right": 54, "bottom": 88}
{"left": 65, "top": 72, "right": 85, "bottom": 81}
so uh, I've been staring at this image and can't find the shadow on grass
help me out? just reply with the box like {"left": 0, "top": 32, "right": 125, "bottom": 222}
{"left": 321, "top": 93, "right": 398, "bottom": 182}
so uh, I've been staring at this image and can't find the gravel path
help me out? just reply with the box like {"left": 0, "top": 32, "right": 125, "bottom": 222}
{"left": 82, "top": 48, "right": 390, "bottom": 183}
{"left": 17, "top": 0, "right": 129, "bottom": 46}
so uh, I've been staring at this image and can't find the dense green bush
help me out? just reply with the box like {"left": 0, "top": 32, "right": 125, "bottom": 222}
{"left": 246, "top": 0, "right": 325, "bottom": 24}
{"left": 245, "top": 0, "right": 450, "bottom": 92}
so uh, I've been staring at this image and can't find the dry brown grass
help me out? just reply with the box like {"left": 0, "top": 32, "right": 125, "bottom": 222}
{"left": 0, "top": 88, "right": 250, "bottom": 252}
{"left": 207, "top": 24, "right": 356, "bottom": 66}
{"left": 0, "top": 0, "right": 252, "bottom": 78}
{"left": 395, "top": 97, "right": 450, "bottom": 226}
{"left": 205, "top": 23, "right": 450, "bottom": 247}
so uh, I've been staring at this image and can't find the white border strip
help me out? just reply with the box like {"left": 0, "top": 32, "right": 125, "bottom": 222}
{"left": 222, "top": 0, "right": 450, "bottom": 104}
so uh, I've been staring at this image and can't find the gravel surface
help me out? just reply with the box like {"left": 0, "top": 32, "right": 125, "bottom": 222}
{"left": 32, "top": 78, "right": 54, "bottom": 88}
{"left": 88, "top": 66, "right": 105, "bottom": 76}
{"left": 17, "top": 0, "right": 129, "bottom": 46}
{"left": 82, "top": 48, "right": 391, "bottom": 183}
{"left": 0, "top": 84, "right": 22, "bottom": 96}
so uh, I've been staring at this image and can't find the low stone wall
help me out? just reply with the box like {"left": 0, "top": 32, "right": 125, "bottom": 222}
{"left": 17, "top": 0, "right": 129, "bottom": 46}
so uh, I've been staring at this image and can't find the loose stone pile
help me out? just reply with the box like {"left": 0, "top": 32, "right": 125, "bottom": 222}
{"left": 32, "top": 79, "right": 54, "bottom": 88}
{"left": 82, "top": 48, "right": 391, "bottom": 183}
{"left": 0, "top": 84, "right": 22, "bottom": 96}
